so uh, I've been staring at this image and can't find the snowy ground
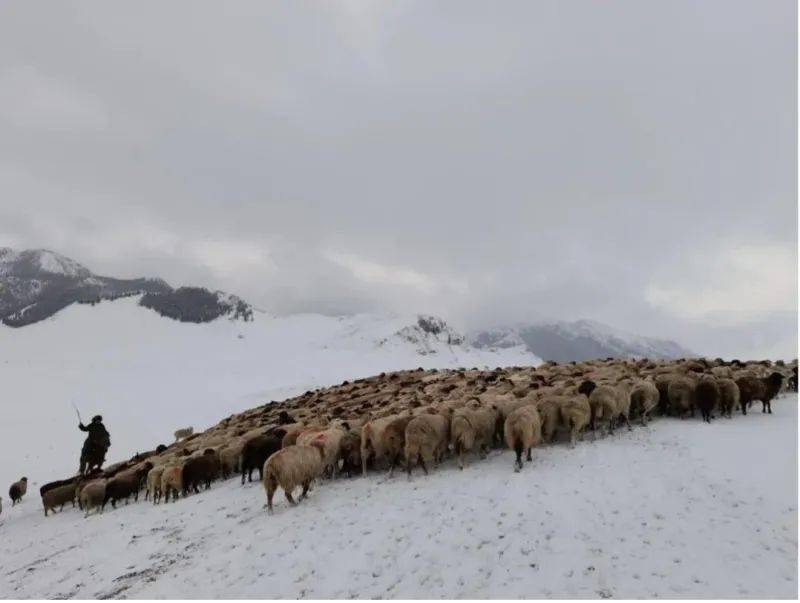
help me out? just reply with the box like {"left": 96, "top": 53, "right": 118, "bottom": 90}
{"left": 1, "top": 396, "right": 796, "bottom": 598}
{"left": 0, "top": 297, "right": 536, "bottom": 492}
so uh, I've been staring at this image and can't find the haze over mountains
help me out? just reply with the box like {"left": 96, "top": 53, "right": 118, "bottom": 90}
{"left": 0, "top": 248, "right": 694, "bottom": 361}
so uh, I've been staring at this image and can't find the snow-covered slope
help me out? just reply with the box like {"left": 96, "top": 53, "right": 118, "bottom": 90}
{"left": 472, "top": 319, "right": 693, "bottom": 362}
{"left": 0, "top": 296, "right": 538, "bottom": 491}
{"left": 0, "top": 393, "right": 795, "bottom": 598}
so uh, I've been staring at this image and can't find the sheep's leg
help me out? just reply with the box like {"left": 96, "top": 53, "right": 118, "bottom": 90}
{"left": 458, "top": 443, "right": 465, "bottom": 470}
{"left": 300, "top": 481, "right": 310, "bottom": 501}
{"left": 388, "top": 453, "right": 402, "bottom": 478}
{"left": 419, "top": 456, "right": 428, "bottom": 476}
{"left": 285, "top": 490, "right": 297, "bottom": 506}
{"left": 266, "top": 483, "right": 275, "bottom": 514}
{"left": 406, "top": 455, "right": 413, "bottom": 478}
{"left": 767, "top": 401, "right": 772, "bottom": 414}
{"left": 361, "top": 445, "right": 369, "bottom": 477}
{"left": 526, "top": 447, "right": 532, "bottom": 462}
{"left": 624, "top": 415, "right": 632, "bottom": 431}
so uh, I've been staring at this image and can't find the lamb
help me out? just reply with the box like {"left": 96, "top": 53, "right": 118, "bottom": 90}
{"left": 9, "top": 477, "right": 28, "bottom": 505}
{"left": 717, "top": 378, "right": 740, "bottom": 418}
{"left": 42, "top": 483, "right": 77, "bottom": 516}
{"left": 338, "top": 428, "right": 363, "bottom": 477}
{"left": 174, "top": 426, "right": 194, "bottom": 442}
{"left": 450, "top": 404, "right": 497, "bottom": 469}
{"left": 241, "top": 431, "right": 286, "bottom": 484}
{"left": 262, "top": 444, "right": 325, "bottom": 513}
{"left": 182, "top": 450, "right": 222, "bottom": 495}
{"left": 667, "top": 376, "right": 696, "bottom": 419}
{"left": 557, "top": 395, "right": 592, "bottom": 446}
{"left": 629, "top": 380, "right": 660, "bottom": 425}
{"left": 79, "top": 479, "right": 107, "bottom": 517}
{"left": 404, "top": 407, "right": 451, "bottom": 476}
{"left": 504, "top": 404, "right": 542, "bottom": 471}
{"left": 694, "top": 377, "right": 720, "bottom": 423}
{"left": 160, "top": 464, "right": 184, "bottom": 503}
{"left": 736, "top": 372, "right": 784, "bottom": 414}
{"left": 145, "top": 466, "right": 165, "bottom": 503}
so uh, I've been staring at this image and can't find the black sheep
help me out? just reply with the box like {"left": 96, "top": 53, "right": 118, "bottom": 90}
{"left": 241, "top": 431, "right": 285, "bottom": 484}
{"left": 695, "top": 378, "right": 720, "bottom": 423}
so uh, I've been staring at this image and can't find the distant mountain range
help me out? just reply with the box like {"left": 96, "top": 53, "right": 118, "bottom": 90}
{"left": 470, "top": 319, "right": 693, "bottom": 361}
{"left": 1, "top": 248, "right": 692, "bottom": 361}
{"left": 0, "top": 248, "right": 251, "bottom": 327}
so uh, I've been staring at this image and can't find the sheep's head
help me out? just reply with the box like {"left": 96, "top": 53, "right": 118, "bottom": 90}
{"left": 766, "top": 372, "right": 784, "bottom": 387}
{"left": 577, "top": 380, "right": 597, "bottom": 397}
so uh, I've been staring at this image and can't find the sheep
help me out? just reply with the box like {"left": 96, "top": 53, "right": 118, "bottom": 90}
{"left": 174, "top": 426, "right": 194, "bottom": 442}
{"left": 241, "top": 431, "right": 286, "bottom": 484}
{"left": 381, "top": 415, "right": 415, "bottom": 477}
{"left": 182, "top": 450, "right": 222, "bottom": 495}
{"left": 667, "top": 376, "right": 696, "bottom": 419}
{"left": 578, "top": 380, "right": 620, "bottom": 437}
{"left": 361, "top": 414, "right": 402, "bottom": 475}
{"left": 219, "top": 442, "right": 244, "bottom": 478}
{"left": 160, "top": 464, "right": 184, "bottom": 503}
{"left": 404, "top": 407, "right": 452, "bottom": 476}
{"left": 296, "top": 423, "right": 351, "bottom": 478}
{"left": 736, "top": 372, "right": 784, "bottom": 414}
{"left": 103, "top": 468, "right": 145, "bottom": 509}
{"left": 534, "top": 398, "right": 562, "bottom": 443}
{"left": 695, "top": 377, "right": 720, "bottom": 423}
{"left": 504, "top": 404, "right": 542, "bottom": 471}
{"left": 557, "top": 395, "right": 591, "bottom": 446}
{"left": 145, "top": 466, "right": 165, "bottom": 503}
{"left": 339, "top": 428, "right": 363, "bottom": 477}
{"left": 717, "top": 378, "right": 740, "bottom": 418}
{"left": 9, "top": 477, "right": 28, "bottom": 505}
{"left": 262, "top": 444, "right": 326, "bottom": 513}
{"left": 42, "top": 483, "right": 77, "bottom": 516}
{"left": 450, "top": 404, "right": 497, "bottom": 469}
{"left": 629, "top": 380, "right": 660, "bottom": 425}
{"left": 79, "top": 479, "right": 107, "bottom": 517}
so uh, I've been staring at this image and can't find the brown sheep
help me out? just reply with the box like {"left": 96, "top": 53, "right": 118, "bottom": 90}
{"left": 297, "top": 423, "right": 351, "bottom": 478}
{"left": 182, "top": 450, "right": 221, "bottom": 495}
{"left": 263, "top": 444, "right": 325, "bottom": 513}
{"left": 42, "top": 483, "right": 77, "bottom": 516}
{"left": 504, "top": 404, "right": 542, "bottom": 471}
{"left": 668, "top": 376, "right": 696, "bottom": 419}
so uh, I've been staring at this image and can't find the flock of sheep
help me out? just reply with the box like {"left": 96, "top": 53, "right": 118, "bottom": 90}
{"left": 4, "top": 356, "right": 798, "bottom": 519}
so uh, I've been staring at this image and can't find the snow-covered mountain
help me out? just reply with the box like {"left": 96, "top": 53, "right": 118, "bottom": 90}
{"left": 0, "top": 295, "right": 538, "bottom": 490}
{"left": 0, "top": 248, "right": 251, "bottom": 327}
{"left": 472, "top": 319, "right": 693, "bottom": 362}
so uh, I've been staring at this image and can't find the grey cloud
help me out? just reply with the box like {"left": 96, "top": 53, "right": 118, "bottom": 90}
{"left": 0, "top": 0, "right": 796, "bottom": 358}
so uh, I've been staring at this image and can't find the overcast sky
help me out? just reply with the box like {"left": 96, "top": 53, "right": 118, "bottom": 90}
{"left": 0, "top": 1, "right": 796, "bottom": 358}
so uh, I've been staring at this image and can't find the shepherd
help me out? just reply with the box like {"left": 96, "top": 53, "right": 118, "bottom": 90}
{"left": 78, "top": 415, "right": 111, "bottom": 475}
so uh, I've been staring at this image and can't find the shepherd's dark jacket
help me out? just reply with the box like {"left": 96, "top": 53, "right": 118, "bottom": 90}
{"left": 79, "top": 421, "right": 110, "bottom": 446}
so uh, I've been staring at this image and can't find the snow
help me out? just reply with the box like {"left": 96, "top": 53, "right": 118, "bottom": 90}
{"left": 0, "top": 296, "right": 537, "bottom": 491}
{"left": 0, "top": 397, "right": 796, "bottom": 598}
{"left": 0, "top": 296, "right": 795, "bottom": 598}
